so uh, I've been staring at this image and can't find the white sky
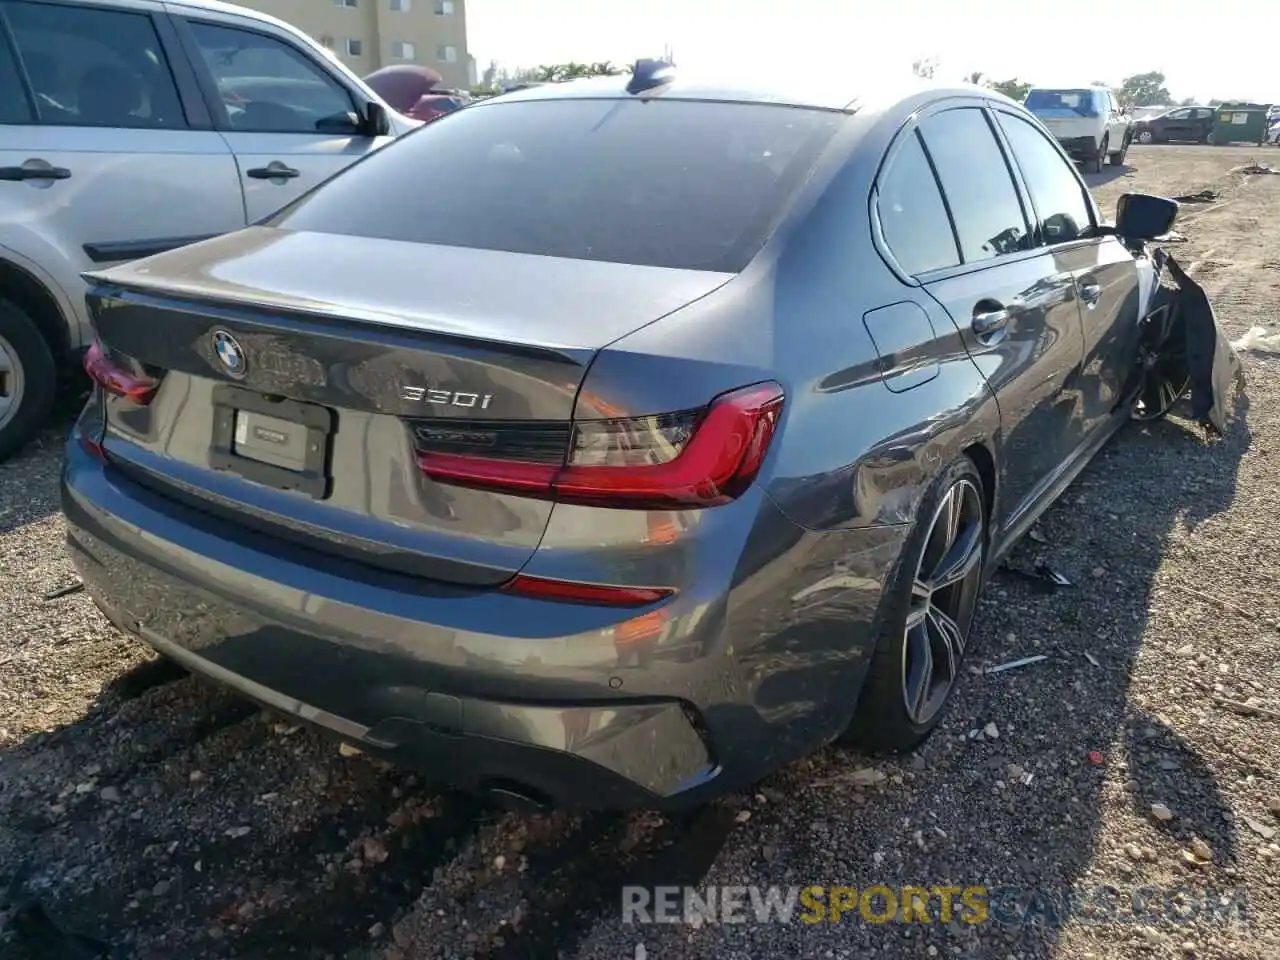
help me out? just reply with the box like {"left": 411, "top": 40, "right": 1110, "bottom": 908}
{"left": 466, "top": 0, "right": 1278, "bottom": 104}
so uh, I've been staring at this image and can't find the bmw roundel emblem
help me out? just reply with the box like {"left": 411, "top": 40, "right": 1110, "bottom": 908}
{"left": 211, "top": 329, "right": 247, "bottom": 378}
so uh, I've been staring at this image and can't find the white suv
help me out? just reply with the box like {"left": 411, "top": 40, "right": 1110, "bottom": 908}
{"left": 0, "top": 0, "right": 416, "bottom": 459}
{"left": 1023, "top": 86, "right": 1133, "bottom": 175}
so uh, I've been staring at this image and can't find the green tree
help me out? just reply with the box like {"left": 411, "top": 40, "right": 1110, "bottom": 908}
{"left": 963, "top": 71, "right": 985, "bottom": 85}
{"left": 988, "top": 78, "right": 1032, "bottom": 102}
{"left": 1117, "top": 71, "right": 1172, "bottom": 108}
{"left": 530, "top": 61, "right": 630, "bottom": 83}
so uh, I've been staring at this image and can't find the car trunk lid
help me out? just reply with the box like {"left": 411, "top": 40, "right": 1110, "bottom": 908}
{"left": 86, "top": 228, "right": 733, "bottom": 586}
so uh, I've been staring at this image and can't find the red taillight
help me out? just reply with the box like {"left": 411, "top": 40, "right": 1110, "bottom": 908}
{"left": 415, "top": 382, "right": 785, "bottom": 509}
{"left": 83, "top": 338, "right": 158, "bottom": 404}
{"left": 501, "top": 573, "right": 673, "bottom": 607}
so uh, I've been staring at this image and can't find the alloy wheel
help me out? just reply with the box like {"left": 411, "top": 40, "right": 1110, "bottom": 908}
{"left": 1138, "top": 130, "right": 1154, "bottom": 144}
{"left": 0, "top": 335, "right": 25, "bottom": 432}
{"left": 1132, "top": 304, "right": 1191, "bottom": 420}
{"left": 901, "top": 478, "right": 984, "bottom": 726}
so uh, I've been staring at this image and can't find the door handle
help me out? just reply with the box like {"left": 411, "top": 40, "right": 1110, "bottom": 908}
{"left": 1078, "top": 281, "right": 1102, "bottom": 305}
{"left": 971, "top": 305, "right": 1010, "bottom": 341}
{"left": 246, "top": 164, "right": 300, "bottom": 180}
{"left": 0, "top": 165, "right": 71, "bottom": 181}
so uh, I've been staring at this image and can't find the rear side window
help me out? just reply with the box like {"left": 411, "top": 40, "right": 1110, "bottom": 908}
{"left": 918, "top": 108, "right": 1030, "bottom": 263}
{"left": 0, "top": 31, "right": 34, "bottom": 123}
{"left": 996, "top": 112, "right": 1094, "bottom": 245}
{"left": 271, "top": 98, "right": 842, "bottom": 272}
{"left": 5, "top": 0, "right": 186, "bottom": 129}
{"left": 876, "top": 132, "right": 959, "bottom": 275}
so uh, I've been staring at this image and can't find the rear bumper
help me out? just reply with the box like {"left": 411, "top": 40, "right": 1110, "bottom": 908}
{"left": 62, "top": 424, "right": 907, "bottom": 809}
{"left": 1055, "top": 135, "right": 1101, "bottom": 159}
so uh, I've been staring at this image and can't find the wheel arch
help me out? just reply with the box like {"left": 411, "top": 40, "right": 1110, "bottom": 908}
{"left": 0, "top": 257, "right": 73, "bottom": 369}
{"left": 961, "top": 439, "right": 997, "bottom": 533}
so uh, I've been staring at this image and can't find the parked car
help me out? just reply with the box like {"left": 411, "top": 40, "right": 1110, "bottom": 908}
{"left": 1133, "top": 105, "right": 1216, "bottom": 144}
{"left": 0, "top": 0, "right": 416, "bottom": 461}
{"left": 1024, "top": 86, "right": 1133, "bottom": 173}
{"left": 363, "top": 64, "right": 467, "bottom": 124}
{"left": 65, "top": 66, "right": 1185, "bottom": 810}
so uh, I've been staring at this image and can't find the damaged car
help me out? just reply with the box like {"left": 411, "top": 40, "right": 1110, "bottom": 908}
{"left": 63, "top": 65, "right": 1226, "bottom": 810}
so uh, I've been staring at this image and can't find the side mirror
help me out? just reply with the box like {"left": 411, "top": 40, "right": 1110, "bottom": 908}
{"left": 1114, "top": 192, "right": 1179, "bottom": 240}
{"left": 315, "top": 111, "right": 362, "bottom": 135}
{"left": 361, "top": 100, "right": 391, "bottom": 137}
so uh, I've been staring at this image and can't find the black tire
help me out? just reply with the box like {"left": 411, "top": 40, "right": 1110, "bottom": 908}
{"left": 843, "top": 457, "right": 987, "bottom": 753}
{"left": 1086, "top": 136, "right": 1107, "bottom": 174}
{"left": 1109, "top": 133, "right": 1129, "bottom": 166}
{"left": 0, "top": 297, "right": 58, "bottom": 462}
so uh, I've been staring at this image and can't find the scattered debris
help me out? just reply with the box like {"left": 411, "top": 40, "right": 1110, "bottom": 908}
{"left": 1000, "top": 562, "right": 1073, "bottom": 593}
{"left": 42, "top": 579, "right": 85, "bottom": 602}
{"left": 849, "top": 767, "right": 888, "bottom": 788}
{"left": 1151, "top": 802, "right": 1175, "bottom": 822}
{"left": 982, "top": 722, "right": 1000, "bottom": 740}
{"left": 338, "top": 742, "right": 363, "bottom": 758}
{"left": 734, "top": 810, "right": 752, "bottom": 824}
{"left": 1240, "top": 163, "right": 1278, "bottom": 175}
{"left": 1172, "top": 189, "right": 1218, "bottom": 203}
{"left": 1245, "top": 817, "right": 1277, "bottom": 841}
{"left": 1231, "top": 326, "right": 1280, "bottom": 354}
{"left": 1153, "top": 230, "right": 1189, "bottom": 243}
{"left": 983, "top": 654, "right": 1049, "bottom": 675}
{"left": 224, "top": 826, "right": 251, "bottom": 839}
{"left": 1190, "top": 837, "right": 1214, "bottom": 861}
{"left": 1213, "top": 696, "right": 1280, "bottom": 721}
{"left": 1084, "top": 652, "right": 1101, "bottom": 667}
{"left": 1088, "top": 751, "right": 1106, "bottom": 766}
{"left": 1029, "top": 527, "right": 1049, "bottom": 544}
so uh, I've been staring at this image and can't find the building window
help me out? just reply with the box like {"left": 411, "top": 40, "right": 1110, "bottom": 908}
{"left": 320, "top": 35, "right": 335, "bottom": 49}
{"left": 437, "top": 44, "right": 457, "bottom": 63}
{"left": 335, "top": 0, "right": 358, "bottom": 7}
{"left": 391, "top": 41, "right": 415, "bottom": 60}
{"left": 434, "top": 0, "right": 455, "bottom": 14}
{"left": 390, "top": 0, "right": 410, "bottom": 9}
{"left": 345, "top": 38, "right": 363, "bottom": 56}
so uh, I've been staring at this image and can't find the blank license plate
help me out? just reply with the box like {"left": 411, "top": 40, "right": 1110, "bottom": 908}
{"left": 234, "top": 410, "right": 309, "bottom": 471}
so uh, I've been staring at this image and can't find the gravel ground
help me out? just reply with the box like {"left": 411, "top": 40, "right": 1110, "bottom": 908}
{"left": 3, "top": 144, "right": 1280, "bottom": 960}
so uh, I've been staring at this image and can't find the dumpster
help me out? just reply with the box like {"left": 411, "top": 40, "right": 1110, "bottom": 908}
{"left": 1211, "top": 102, "right": 1273, "bottom": 145}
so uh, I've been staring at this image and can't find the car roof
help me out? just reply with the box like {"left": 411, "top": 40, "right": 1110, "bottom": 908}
{"left": 482, "top": 71, "right": 1000, "bottom": 117}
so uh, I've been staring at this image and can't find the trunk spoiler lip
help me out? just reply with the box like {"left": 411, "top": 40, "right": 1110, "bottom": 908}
{"left": 82, "top": 275, "right": 597, "bottom": 367}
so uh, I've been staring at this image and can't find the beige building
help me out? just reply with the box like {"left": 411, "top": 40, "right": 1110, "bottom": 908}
{"left": 239, "top": 0, "right": 472, "bottom": 88}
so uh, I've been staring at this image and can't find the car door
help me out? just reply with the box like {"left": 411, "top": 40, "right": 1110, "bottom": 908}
{"left": 908, "top": 104, "right": 1088, "bottom": 531}
{"left": 1162, "top": 108, "right": 1192, "bottom": 140}
{"left": 0, "top": 0, "right": 244, "bottom": 346}
{"left": 995, "top": 107, "right": 1141, "bottom": 438}
{"left": 1192, "top": 107, "right": 1214, "bottom": 141}
{"left": 172, "top": 13, "right": 395, "bottom": 221}
{"left": 1099, "top": 90, "right": 1126, "bottom": 146}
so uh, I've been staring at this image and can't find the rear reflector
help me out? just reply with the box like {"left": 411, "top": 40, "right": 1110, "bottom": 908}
{"left": 416, "top": 381, "right": 785, "bottom": 509}
{"left": 84, "top": 338, "right": 159, "bottom": 404}
{"left": 501, "top": 573, "right": 673, "bottom": 607}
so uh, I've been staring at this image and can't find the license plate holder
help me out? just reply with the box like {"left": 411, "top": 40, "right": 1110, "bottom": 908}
{"left": 210, "top": 384, "right": 333, "bottom": 499}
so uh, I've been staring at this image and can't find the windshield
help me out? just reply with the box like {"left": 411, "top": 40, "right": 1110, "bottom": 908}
{"left": 269, "top": 97, "right": 842, "bottom": 272}
{"left": 1025, "top": 90, "right": 1100, "bottom": 117}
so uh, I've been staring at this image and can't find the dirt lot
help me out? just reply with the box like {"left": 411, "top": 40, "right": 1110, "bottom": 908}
{"left": 3, "top": 144, "right": 1280, "bottom": 960}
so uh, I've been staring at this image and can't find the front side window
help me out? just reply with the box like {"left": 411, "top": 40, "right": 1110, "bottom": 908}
{"left": 270, "top": 98, "right": 841, "bottom": 272}
{"left": 876, "top": 131, "right": 960, "bottom": 275}
{"left": 996, "top": 112, "right": 1094, "bottom": 245}
{"left": 5, "top": 0, "right": 186, "bottom": 129}
{"left": 188, "top": 22, "right": 356, "bottom": 133}
{"left": 0, "top": 30, "right": 34, "bottom": 123}
{"left": 918, "top": 108, "right": 1029, "bottom": 263}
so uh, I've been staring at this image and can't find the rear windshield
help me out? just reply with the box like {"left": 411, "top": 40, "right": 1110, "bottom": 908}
{"left": 1025, "top": 89, "right": 1100, "bottom": 117}
{"left": 269, "top": 97, "right": 842, "bottom": 272}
